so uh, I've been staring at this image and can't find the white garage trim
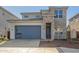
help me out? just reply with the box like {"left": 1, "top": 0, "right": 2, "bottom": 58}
{"left": 10, "top": 22, "right": 43, "bottom": 40}
{"left": 14, "top": 22, "right": 42, "bottom": 25}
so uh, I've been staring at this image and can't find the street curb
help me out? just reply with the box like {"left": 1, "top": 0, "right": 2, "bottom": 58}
{"left": 56, "top": 47, "right": 64, "bottom": 53}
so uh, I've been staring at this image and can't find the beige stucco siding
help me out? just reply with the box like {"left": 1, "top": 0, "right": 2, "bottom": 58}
{"left": 0, "top": 7, "right": 18, "bottom": 36}
{"left": 68, "top": 19, "right": 79, "bottom": 39}
{"left": 70, "top": 20, "right": 79, "bottom": 31}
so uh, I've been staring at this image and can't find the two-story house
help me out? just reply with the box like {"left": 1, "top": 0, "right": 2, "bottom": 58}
{"left": 0, "top": 7, "right": 18, "bottom": 38}
{"left": 8, "top": 7, "right": 68, "bottom": 41}
{"left": 68, "top": 14, "right": 79, "bottom": 39}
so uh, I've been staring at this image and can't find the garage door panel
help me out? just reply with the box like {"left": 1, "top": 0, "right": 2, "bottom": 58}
{"left": 15, "top": 25, "right": 41, "bottom": 39}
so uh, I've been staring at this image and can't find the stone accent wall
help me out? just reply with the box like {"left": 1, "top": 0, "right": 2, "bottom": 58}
{"left": 41, "top": 9, "right": 55, "bottom": 40}
{"left": 41, "top": 7, "right": 68, "bottom": 40}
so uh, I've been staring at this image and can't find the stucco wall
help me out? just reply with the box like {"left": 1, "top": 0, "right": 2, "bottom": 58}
{"left": 69, "top": 19, "right": 79, "bottom": 39}
{"left": 0, "top": 8, "right": 18, "bottom": 36}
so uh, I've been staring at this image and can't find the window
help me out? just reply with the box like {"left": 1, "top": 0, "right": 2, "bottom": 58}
{"left": 36, "top": 16, "right": 40, "bottom": 18}
{"left": 54, "top": 10, "right": 59, "bottom": 18}
{"left": 54, "top": 10, "right": 63, "bottom": 18}
{"left": 32, "top": 16, "right": 37, "bottom": 18}
{"left": 60, "top": 32, "right": 63, "bottom": 35}
{"left": 24, "top": 16, "right": 29, "bottom": 18}
{"left": 59, "top": 10, "right": 63, "bottom": 18}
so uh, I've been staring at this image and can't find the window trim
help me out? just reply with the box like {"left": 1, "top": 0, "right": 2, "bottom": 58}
{"left": 54, "top": 9, "right": 63, "bottom": 18}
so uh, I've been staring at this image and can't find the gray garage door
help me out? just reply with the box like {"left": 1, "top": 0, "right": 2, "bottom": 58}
{"left": 15, "top": 25, "right": 41, "bottom": 39}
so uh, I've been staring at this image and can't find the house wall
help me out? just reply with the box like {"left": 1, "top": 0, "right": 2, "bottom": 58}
{"left": 54, "top": 7, "right": 67, "bottom": 39}
{"left": 42, "top": 7, "right": 68, "bottom": 40}
{"left": 69, "top": 19, "right": 79, "bottom": 39}
{"left": 42, "top": 16, "right": 55, "bottom": 40}
{"left": 9, "top": 7, "right": 68, "bottom": 40}
{"left": 54, "top": 18, "right": 67, "bottom": 39}
{"left": 0, "top": 7, "right": 18, "bottom": 36}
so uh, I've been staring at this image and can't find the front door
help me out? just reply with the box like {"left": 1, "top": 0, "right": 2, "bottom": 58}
{"left": 77, "top": 31, "right": 79, "bottom": 39}
{"left": 46, "top": 23, "right": 51, "bottom": 39}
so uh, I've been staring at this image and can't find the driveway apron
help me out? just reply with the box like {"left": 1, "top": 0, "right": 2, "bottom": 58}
{"left": 0, "top": 39, "right": 40, "bottom": 47}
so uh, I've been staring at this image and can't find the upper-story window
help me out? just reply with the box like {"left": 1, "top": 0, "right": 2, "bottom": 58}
{"left": 24, "top": 16, "right": 29, "bottom": 18}
{"left": 54, "top": 10, "right": 63, "bottom": 18}
{"left": 59, "top": 10, "right": 63, "bottom": 18}
{"left": 54, "top": 10, "right": 59, "bottom": 18}
{"left": 23, "top": 15, "right": 41, "bottom": 19}
{"left": 36, "top": 16, "right": 40, "bottom": 18}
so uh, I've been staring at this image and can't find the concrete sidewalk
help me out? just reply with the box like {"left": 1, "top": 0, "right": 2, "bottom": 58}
{"left": 0, "top": 47, "right": 58, "bottom": 53}
{"left": 57, "top": 47, "right": 79, "bottom": 53}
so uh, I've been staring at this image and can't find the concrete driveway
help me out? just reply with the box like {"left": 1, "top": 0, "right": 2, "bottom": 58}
{"left": 0, "top": 39, "right": 40, "bottom": 47}
{"left": 0, "top": 40, "right": 59, "bottom": 53}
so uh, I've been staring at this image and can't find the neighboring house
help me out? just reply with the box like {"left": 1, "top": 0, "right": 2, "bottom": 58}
{"left": 8, "top": 7, "right": 68, "bottom": 41}
{"left": 68, "top": 14, "right": 79, "bottom": 39}
{"left": 0, "top": 7, "right": 18, "bottom": 38}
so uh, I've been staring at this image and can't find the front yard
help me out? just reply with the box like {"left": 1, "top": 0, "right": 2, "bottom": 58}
{"left": 0, "top": 40, "right": 3, "bottom": 43}
{"left": 0, "top": 38, "right": 5, "bottom": 43}
{"left": 0, "top": 36, "right": 8, "bottom": 45}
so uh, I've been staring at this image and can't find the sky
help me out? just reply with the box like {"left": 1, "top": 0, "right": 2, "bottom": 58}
{"left": 2, "top": 6, "right": 79, "bottom": 20}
